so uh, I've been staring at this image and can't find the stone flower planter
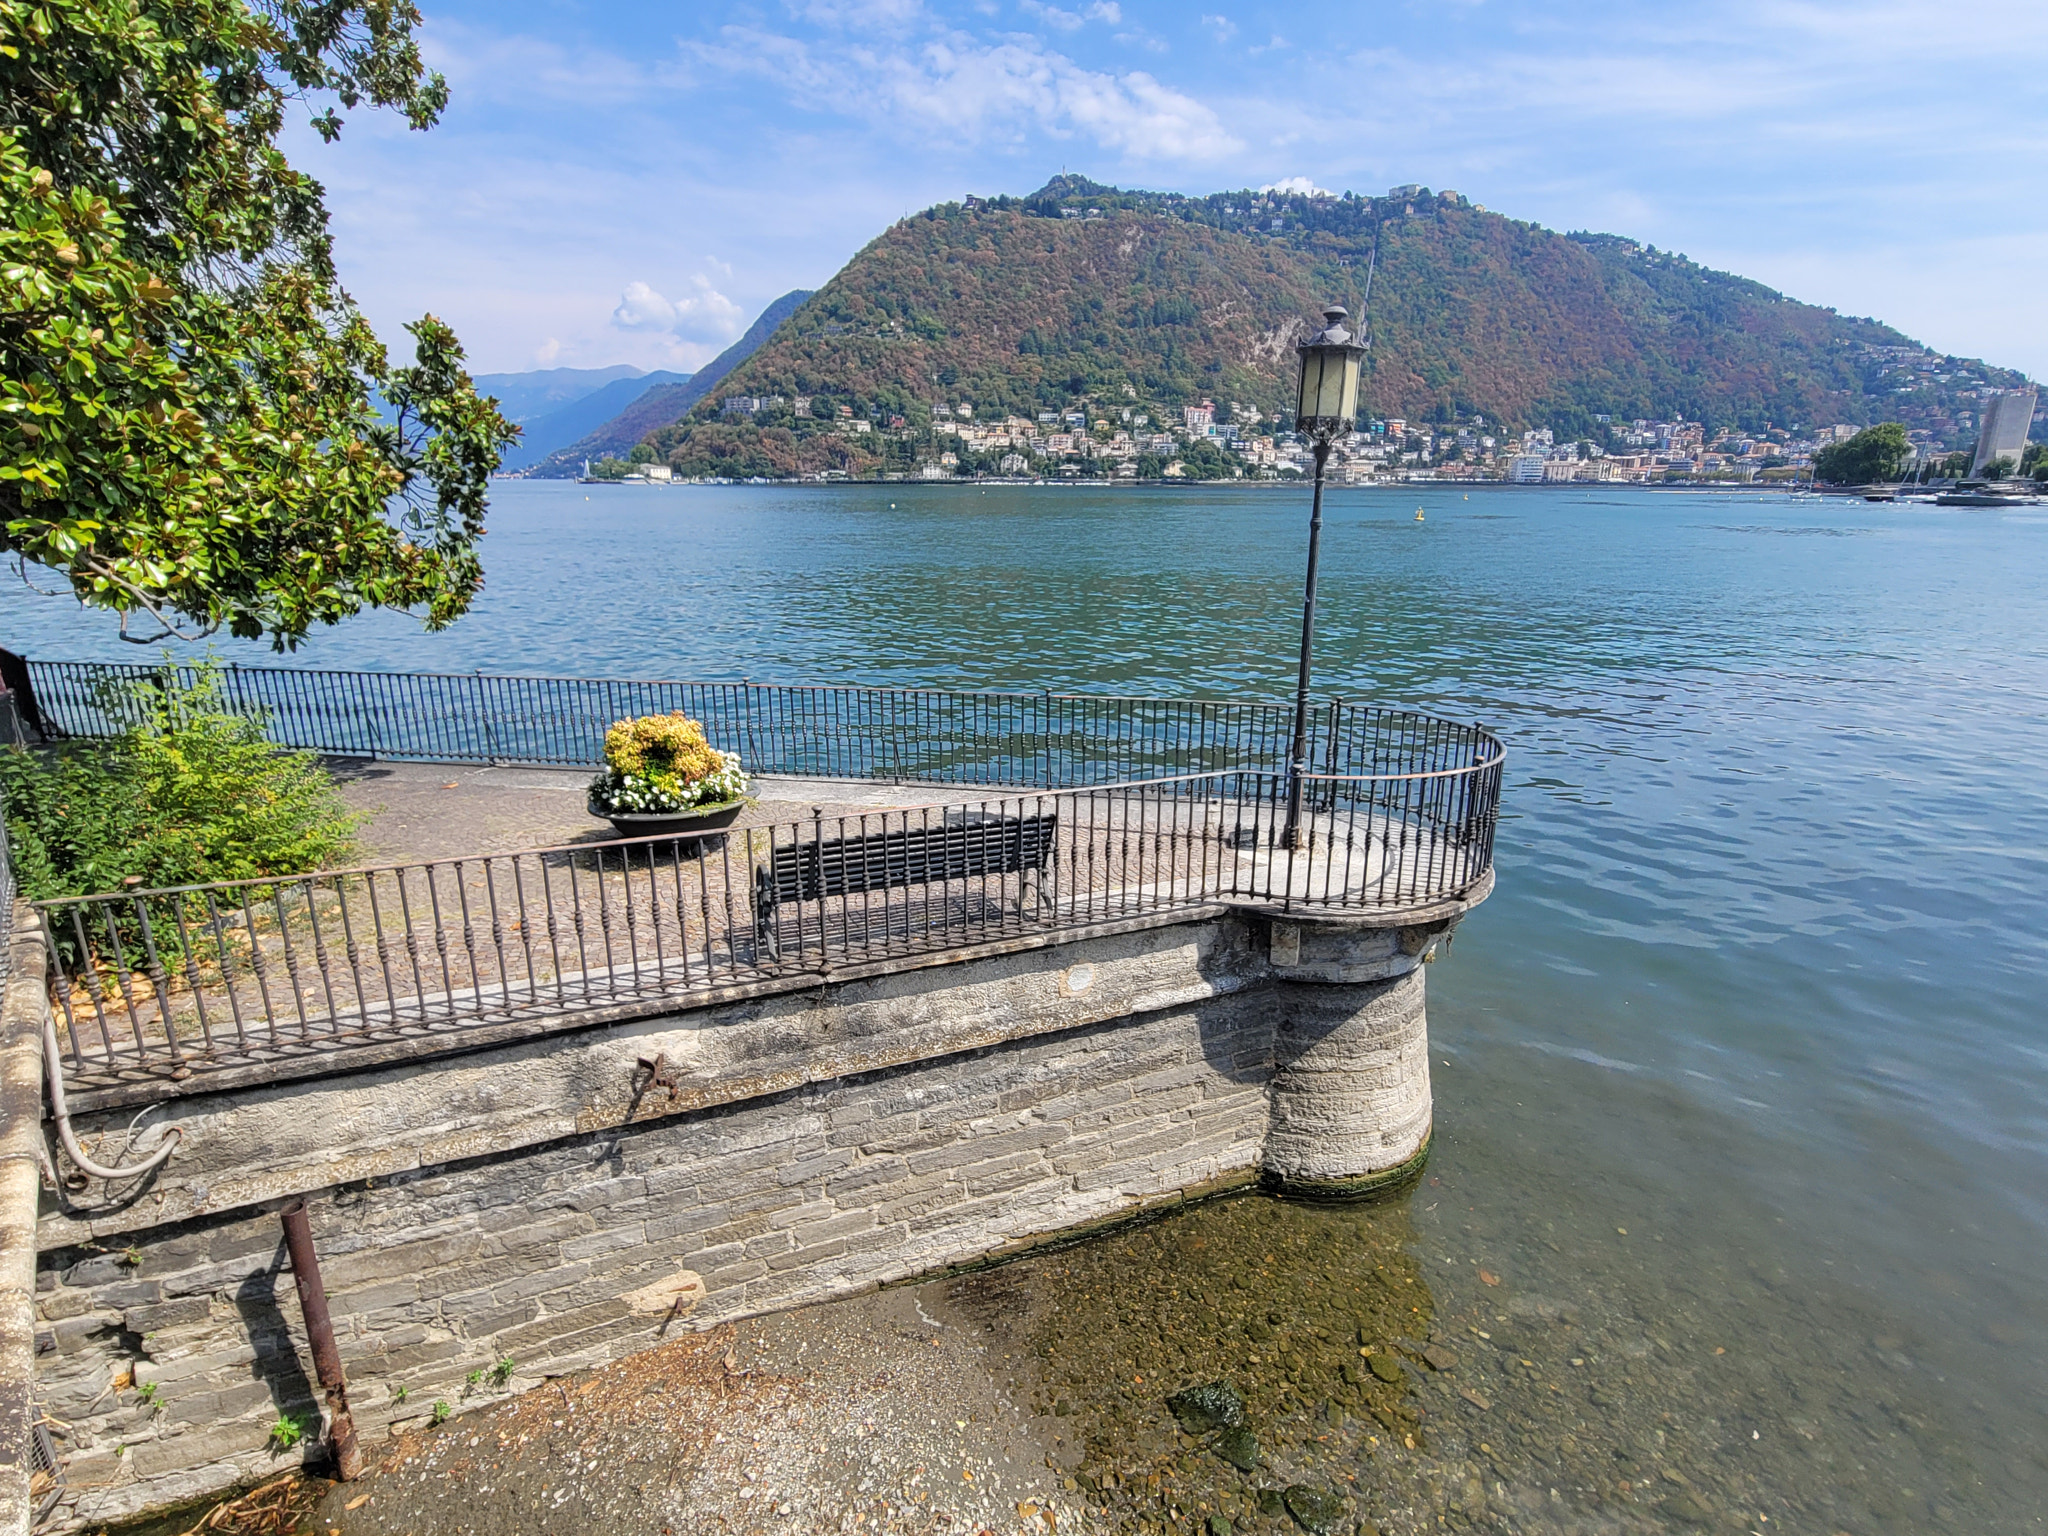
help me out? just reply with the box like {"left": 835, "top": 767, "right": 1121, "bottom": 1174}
{"left": 586, "top": 796, "right": 747, "bottom": 844}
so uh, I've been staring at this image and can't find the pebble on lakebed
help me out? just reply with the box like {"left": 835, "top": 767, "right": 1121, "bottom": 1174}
{"left": 1020, "top": 1193, "right": 1433, "bottom": 1532}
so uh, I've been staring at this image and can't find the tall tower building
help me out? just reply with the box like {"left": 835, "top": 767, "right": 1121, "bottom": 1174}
{"left": 1971, "top": 388, "right": 2038, "bottom": 476}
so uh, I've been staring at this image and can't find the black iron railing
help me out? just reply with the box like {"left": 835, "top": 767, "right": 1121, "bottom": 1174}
{"left": 25, "top": 660, "right": 1290, "bottom": 783}
{"left": 22, "top": 660, "right": 1449, "bottom": 788}
{"left": 18, "top": 661, "right": 1502, "bottom": 1102}
{"left": 38, "top": 757, "right": 1501, "bottom": 1104}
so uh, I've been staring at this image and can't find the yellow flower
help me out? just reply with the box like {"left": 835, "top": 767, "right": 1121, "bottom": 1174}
{"left": 602, "top": 713, "right": 722, "bottom": 787}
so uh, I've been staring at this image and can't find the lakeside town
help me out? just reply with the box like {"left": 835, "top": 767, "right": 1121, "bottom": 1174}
{"left": 589, "top": 372, "right": 2041, "bottom": 487}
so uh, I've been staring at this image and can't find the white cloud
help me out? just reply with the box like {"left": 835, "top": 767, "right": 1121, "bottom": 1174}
{"left": 611, "top": 281, "right": 674, "bottom": 331}
{"left": 535, "top": 337, "right": 561, "bottom": 365}
{"left": 1019, "top": 0, "right": 1118, "bottom": 27}
{"left": 611, "top": 275, "right": 745, "bottom": 344}
{"left": 1200, "top": 14, "right": 1236, "bottom": 42}
{"left": 1261, "top": 176, "right": 1332, "bottom": 197}
{"left": 699, "top": 27, "right": 1242, "bottom": 160}
{"left": 1021, "top": 1, "right": 1085, "bottom": 30}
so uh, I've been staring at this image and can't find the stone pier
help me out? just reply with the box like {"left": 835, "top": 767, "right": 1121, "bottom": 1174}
{"left": 2, "top": 845, "right": 1487, "bottom": 1530}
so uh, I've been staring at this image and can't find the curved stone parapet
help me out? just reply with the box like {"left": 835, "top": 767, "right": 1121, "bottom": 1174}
{"left": 1261, "top": 916, "right": 1446, "bottom": 1196}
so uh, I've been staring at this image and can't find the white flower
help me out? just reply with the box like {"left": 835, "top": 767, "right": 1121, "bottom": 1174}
{"left": 589, "top": 749, "right": 748, "bottom": 815}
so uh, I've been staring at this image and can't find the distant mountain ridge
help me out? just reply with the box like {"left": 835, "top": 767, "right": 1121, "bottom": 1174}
{"left": 496, "top": 370, "right": 693, "bottom": 471}
{"left": 526, "top": 290, "right": 814, "bottom": 477}
{"left": 623, "top": 177, "right": 2028, "bottom": 479}
{"left": 473, "top": 365, "right": 646, "bottom": 425}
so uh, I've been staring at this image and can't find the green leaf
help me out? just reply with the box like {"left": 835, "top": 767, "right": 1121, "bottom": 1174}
{"left": 0, "top": 1, "right": 512, "bottom": 649}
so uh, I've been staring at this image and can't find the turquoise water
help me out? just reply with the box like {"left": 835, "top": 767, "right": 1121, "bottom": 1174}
{"left": 11, "top": 480, "right": 2048, "bottom": 1527}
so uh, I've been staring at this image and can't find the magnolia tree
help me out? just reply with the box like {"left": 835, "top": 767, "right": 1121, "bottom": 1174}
{"left": 0, "top": 0, "right": 515, "bottom": 648}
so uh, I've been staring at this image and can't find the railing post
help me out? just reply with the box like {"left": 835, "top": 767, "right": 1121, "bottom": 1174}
{"left": 474, "top": 670, "right": 500, "bottom": 764}
{"left": 350, "top": 670, "right": 378, "bottom": 761}
{"left": 1042, "top": 688, "right": 1053, "bottom": 789}
{"left": 1321, "top": 695, "right": 1343, "bottom": 814}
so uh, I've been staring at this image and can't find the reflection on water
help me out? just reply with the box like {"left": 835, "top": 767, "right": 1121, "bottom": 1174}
{"left": 8, "top": 481, "right": 2048, "bottom": 1529}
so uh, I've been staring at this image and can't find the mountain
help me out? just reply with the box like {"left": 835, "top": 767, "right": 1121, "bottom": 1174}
{"left": 497, "top": 370, "right": 692, "bottom": 471}
{"left": 526, "top": 290, "right": 813, "bottom": 476}
{"left": 633, "top": 176, "right": 2029, "bottom": 479}
{"left": 472, "top": 365, "right": 646, "bottom": 425}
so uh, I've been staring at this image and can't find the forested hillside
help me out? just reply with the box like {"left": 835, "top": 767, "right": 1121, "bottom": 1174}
{"left": 638, "top": 177, "right": 2027, "bottom": 478}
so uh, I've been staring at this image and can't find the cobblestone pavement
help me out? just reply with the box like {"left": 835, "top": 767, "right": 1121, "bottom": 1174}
{"left": 331, "top": 760, "right": 1030, "bottom": 865}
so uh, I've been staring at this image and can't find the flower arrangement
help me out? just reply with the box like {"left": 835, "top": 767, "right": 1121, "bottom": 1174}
{"left": 588, "top": 713, "right": 748, "bottom": 816}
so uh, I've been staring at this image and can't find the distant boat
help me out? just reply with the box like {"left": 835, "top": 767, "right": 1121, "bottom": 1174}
{"left": 1935, "top": 488, "right": 2040, "bottom": 507}
{"left": 1934, "top": 481, "right": 2041, "bottom": 508}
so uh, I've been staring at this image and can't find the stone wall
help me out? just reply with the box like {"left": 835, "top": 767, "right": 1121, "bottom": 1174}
{"left": 19, "top": 899, "right": 1472, "bottom": 1530}
{"left": 1, "top": 917, "right": 50, "bottom": 1536}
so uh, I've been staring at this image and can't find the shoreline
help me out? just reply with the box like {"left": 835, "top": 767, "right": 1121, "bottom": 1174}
{"left": 530, "top": 475, "right": 1835, "bottom": 492}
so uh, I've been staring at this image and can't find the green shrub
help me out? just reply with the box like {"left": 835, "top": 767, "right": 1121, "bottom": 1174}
{"left": 0, "top": 660, "right": 361, "bottom": 903}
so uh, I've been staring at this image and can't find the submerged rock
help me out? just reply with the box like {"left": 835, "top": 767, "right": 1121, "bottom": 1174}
{"left": 1368, "top": 1353, "right": 1405, "bottom": 1383}
{"left": 1168, "top": 1380, "right": 1247, "bottom": 1433}
{"left": 1283, "top": 1484, "right": 1348, "bottom": 1533}
{"left": 1215, "top": 1424, "right": 1261, "bottom": 1471}
{"left": 1659, "top": 1492, "right": 1715, "bottom": 1525}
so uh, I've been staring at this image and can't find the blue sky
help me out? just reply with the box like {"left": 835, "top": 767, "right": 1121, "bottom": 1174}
{"left": 299, "top": 0, "right": 2048, "bottom": 380}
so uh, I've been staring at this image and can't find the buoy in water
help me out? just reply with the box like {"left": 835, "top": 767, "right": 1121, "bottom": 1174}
{"left": 1415, "top": 508, "right": 1425, "bottom": 521}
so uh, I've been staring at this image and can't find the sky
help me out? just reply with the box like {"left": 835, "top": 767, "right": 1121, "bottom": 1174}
{"left": 298, "top": 0, "right": 2048, "bottom": 381}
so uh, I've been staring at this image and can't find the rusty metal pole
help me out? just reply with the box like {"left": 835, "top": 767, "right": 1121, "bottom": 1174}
{"left": 279, "top": 1201, "right": 362, "bottom": 1480}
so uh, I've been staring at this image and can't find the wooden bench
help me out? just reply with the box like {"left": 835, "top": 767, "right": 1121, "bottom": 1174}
{"left": 753, "top": 813, "right": 1058, "bottom": 961}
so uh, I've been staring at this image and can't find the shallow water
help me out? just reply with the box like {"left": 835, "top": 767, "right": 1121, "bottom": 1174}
{"left": 13, "top": 480, "right": 2048, "bottom": 1530}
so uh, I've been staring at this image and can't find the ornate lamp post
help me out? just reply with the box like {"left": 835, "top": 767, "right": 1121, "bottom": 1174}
{"left": 1282, "top": 305, "right": 1365, "bottom": 849}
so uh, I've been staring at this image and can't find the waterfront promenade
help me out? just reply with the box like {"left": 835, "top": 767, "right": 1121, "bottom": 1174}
{"left": 332, "top": 759, "right": 1010, "bottom": 863}
{"left": 6, "top": 661, "right": 1500, "bottom": 1531}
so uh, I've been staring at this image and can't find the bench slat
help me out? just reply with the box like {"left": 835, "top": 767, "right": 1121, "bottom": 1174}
{"left": 752, "top": 813, "right": 1058, "bottom": 961}
{"left": 766, "top": 815, "right": 1057, "bottom": 904}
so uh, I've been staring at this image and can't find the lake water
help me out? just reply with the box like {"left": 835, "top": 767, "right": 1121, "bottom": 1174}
{"left": 11, "top": 480, "right": 2048, "bottom": 1531}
